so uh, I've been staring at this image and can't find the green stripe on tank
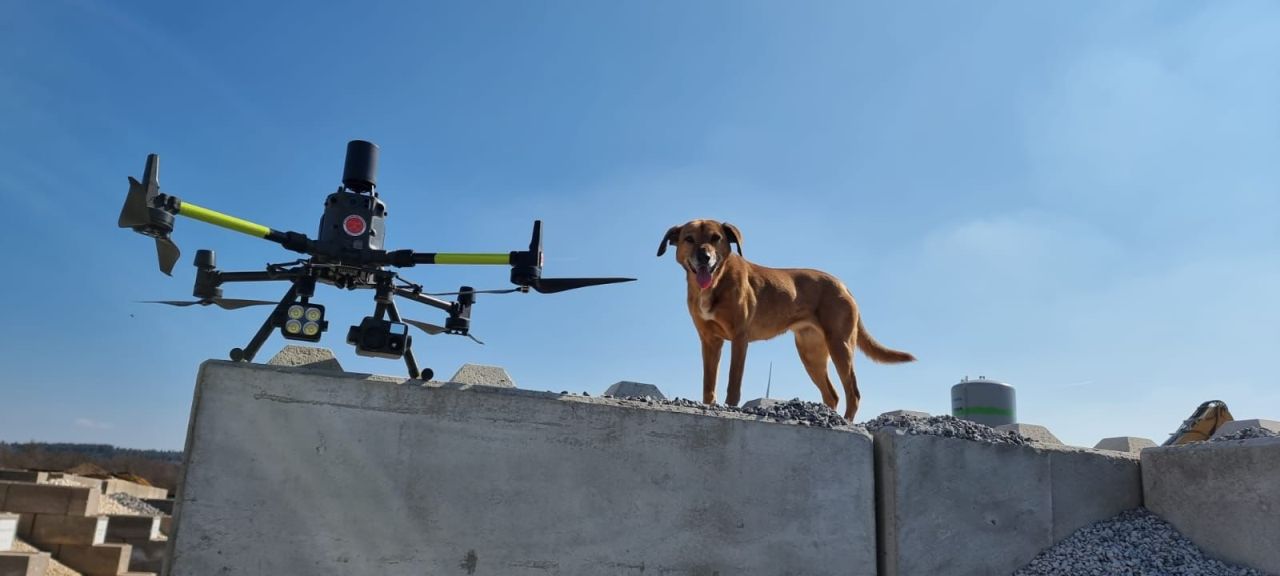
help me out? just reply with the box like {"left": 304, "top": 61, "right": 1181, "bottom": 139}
{"left": 952, "top": 406, "right": 1014, "bottom": 417}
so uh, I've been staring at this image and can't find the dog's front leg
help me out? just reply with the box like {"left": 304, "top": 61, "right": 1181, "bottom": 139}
{"left": 726, "top": 335, "right": 749, "bottom": 407}
{"left": 701, "top": 337, "right": 723, "bottom": 405}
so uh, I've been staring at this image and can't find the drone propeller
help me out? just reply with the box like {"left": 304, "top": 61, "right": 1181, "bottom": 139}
{"left": 530, "top": 277, "right": 634, "bottom": 294}
{"left": 403, "top": 318, "right": 485, "bottom": 345}
{"left": 119, "top": 154, "right": 182, "bottom": 275}
{"left": 138, "top": 298, "right": 278, "bottom": 310}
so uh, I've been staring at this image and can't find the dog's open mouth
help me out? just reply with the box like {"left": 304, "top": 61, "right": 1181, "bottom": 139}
{"left": 695, "top": 264, "right": 713, "bottom": 289}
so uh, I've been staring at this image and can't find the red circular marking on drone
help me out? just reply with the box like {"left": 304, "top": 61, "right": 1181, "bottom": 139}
{"left": 343, "top": 215, "right": 367, "bottom": 236}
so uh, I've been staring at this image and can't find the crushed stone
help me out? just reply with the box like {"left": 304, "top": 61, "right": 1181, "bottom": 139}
{"left": 99, "top": 491, "right": 164, "bottom": 517}
{"left": 1209, "top": 426, "right": 1279, "bottom": 443}
{"left": 1014, "top": 508, "right": 1266, "bottom": 576}
{"left": 606, "top": 395, "right": 853, "bottom": 429}
{"left": 863, "top": 412, "right": 1034, "bottom": 445}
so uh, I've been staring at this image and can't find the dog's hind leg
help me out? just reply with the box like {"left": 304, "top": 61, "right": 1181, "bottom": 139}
{"left": 794, "top": 327, "right": 839, "bottom": 410}
{"left": 726, "top": 335, "right": 749, "bottom": 407}
{"left": 826, "top": 333, "right": 861, "bottom": 421}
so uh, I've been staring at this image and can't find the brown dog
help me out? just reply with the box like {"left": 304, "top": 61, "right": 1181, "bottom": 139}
{"left": 657, "top": 219, "right": 915, "bottom": 421}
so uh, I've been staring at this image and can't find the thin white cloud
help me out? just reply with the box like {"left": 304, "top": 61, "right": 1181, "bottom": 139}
{"left": 74, "top": 418, "right": 115, "bottom": 430}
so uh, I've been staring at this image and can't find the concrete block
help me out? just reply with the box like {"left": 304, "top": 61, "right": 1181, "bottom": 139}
{"left": 167, "top": 360, "right": 877, "bottom": 576}
{"left": 0, "top": 550, "right": 50, "bottom": 576}
{"left": 157, "top": 517, "right": 171, "bottom": 537}
{"left": 1211, "top": 418, "right": 1280, "bottom": 438}
{"left": 0, "top": 514, "right": 15, "bottom": 551}
{"left": 0, "top": 470, "right": 45, "bottom": 484}
{"left": 997, "top": 423, "right": 1062, "bottom": 445}
{"left": 267, "top": 345, "right": 343, "bottom": 372}
{"left": 105, "top": 516, "right": 158, "bottom": 542}
{"left": 54, "top": 543, "right": 130, "bottom": 576}
{"left": 28, "top": 514, "right": 107, "bottom": 546}
{"left": 1143, "top": 437, "right": 1280, "bottom": 574}
{"left": 101, "top": 479, "right": 168, "bottom": 501}
{"left": 604, "top": 380, "right": 666, "bottom": 399}
{"left": 0, "top": 482, "right": 99, "bottom": 516}
{"left": 1093, "top": 436, "right": 1157, "bottom": 453}
{"left": 123, "top": 539, "right": 167, "bottom": 573}
{"left": 873, "top": 429, "right": 1141, "bottom": 576}
{"left": 742, "top": 397, "right": 781, "bottom": 409}
{"left": 141, "top": 499, "right": 173, "bottom": 515}
{"left": 879, "top": 410, "right": 930, "bottom": 419}
{"left": 448, "top": 363, "right": 515, "bottom": 387}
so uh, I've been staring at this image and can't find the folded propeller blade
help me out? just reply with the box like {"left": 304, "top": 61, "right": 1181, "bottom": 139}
{"left": 138, "top": 298, "right": 276, "bottom": 310}
{"left": 156, "top": 237, "right": 181, "bottom": 276}
{"left": 532, "top": 277, "right": 635, "bottom": 294}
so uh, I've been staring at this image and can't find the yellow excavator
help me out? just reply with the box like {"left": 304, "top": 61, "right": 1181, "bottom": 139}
{"left": 1162, "top": 400, "right": 1234, "bottom": 445}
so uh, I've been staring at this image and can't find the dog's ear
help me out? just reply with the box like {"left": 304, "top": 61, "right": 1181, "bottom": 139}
{"left": 721, "top": 222, "right": 743, "bottom": 256}
{"left": 656, "top": 225, "right": 681, "bottom": 257}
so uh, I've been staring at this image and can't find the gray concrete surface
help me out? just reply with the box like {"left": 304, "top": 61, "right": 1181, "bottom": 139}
{"left": 448, "top": 363, "right": 515, "bottom": 388}
{"left": 1142, "top": 437, "right": 1280, "bottom": 574}
{"left": 167, "top": 360, "right": 877, "bottom": 576}
{"left": 873, "top": 429, "right": 1141, "bottom": 576}
{"left": 1093, "top": 436, "right": 1157, "bottom": 453}
{"left": 997, "top": 423, "right": 1062, "bottom": 445}
{"left": 604, "top": 380, "right": 666, "bottom": 399}
{"left": 1211, "top": 418, "right": 1280, "bottom": 438}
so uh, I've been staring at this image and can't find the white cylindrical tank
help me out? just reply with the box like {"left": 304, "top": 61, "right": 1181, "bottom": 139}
{"left": 951, "top": 376, "right": 1016, "bottom": 427}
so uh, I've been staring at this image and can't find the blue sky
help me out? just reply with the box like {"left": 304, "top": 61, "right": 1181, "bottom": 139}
{"left": 1, "top": 1, "right": 1276, "bottom": 450}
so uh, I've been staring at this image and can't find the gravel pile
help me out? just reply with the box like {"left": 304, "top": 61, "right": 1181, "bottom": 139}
{"left": 1209, "top": 426, "right": 1279, "bottom": 443}
{"left": 99, "top": 492, "right": 164, "bottom": 517}
{"left": 863, "top": 412, "right": 1034, "bottom": 445}
{"left": 605, "top": 395, "right": 852, "bottom": 429}
{"left": 1014, "top": 508, "right": 1266, "bottom": 576}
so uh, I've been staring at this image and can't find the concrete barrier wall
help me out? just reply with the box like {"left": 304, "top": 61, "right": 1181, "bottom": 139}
{"left": 873, "top": 429, "right": 1141, "bottom": 576}
{"left": 1142, "top": 437, "right": 1280, "bottom": 574}
{"left": 167, "top": 361, "right": 877, "bottom": 576}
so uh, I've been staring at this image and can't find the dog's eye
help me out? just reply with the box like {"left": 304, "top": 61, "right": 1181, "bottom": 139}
{"left": 683, "top": 237, "right": 695, "bottom": 244}
{"left": 710, "top": 234, "right": 722, "bottom": 243}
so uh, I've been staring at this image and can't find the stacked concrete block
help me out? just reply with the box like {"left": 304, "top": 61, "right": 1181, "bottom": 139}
{"left": 872, "top": 428, "right": 1141, "bottom": 576}
{"left": 56, "top": 542, "right": 132, "bottom": 575}
{"left": 1142, "top": 436, "right": 1280, "bottom": 574}
{"left": 166, "top": 360, "right": 877, "bottom": 575}
{"left": 25, "top": 514, "right": 108, "bottom": 547}
{"left": 0, "top": 481, "right": 100, "bottom": 516}
{"left": 0, "top": 470, "right": 46, "bottom": 484}
{"left": 100, "top": 480, "right": 167, "bottom": 501}
{"left": 0, "top": 550, "right": 50, "bottom": 576}
{"left": 105, "top": 517, "right": 159, "bottom": 543}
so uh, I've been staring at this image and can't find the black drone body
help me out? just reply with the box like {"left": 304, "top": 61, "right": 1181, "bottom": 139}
{"left": 118, "top": 140, "right": 635, "bottom": 380}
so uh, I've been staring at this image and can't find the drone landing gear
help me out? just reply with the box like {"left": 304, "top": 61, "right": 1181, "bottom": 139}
{"left": 383, "top": 298, "right": 433, "bottom": 381}
{"left": 229, "top": 283, "right": 300, "bottom": 363}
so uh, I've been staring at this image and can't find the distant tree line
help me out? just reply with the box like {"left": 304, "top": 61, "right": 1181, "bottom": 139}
{"left": 0, "top": 442, "right": 183, "bottom": 492}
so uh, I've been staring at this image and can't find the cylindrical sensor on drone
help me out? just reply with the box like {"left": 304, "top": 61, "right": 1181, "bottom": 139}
{"left": 342, "top": 140, "right": 379, "bottom": 193}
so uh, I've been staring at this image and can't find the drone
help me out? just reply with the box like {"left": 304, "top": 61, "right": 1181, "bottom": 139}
{"left": 117, "top": 140, "right": 635, "bottom": 380}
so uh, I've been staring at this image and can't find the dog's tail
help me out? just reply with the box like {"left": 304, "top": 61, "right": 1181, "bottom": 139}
{"left": 856, "top": 316, "right": 916, "bottom": 364}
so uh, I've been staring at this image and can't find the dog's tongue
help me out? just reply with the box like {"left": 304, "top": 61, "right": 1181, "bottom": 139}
{"left": 696, "top": 267, "right": 712, "bottom": 289}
